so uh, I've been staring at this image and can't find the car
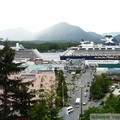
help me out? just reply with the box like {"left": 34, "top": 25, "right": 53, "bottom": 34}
{"left": 87, "top": 82, "right": 90, "bottom": 84}
{"left": 86, "top": 89, "right": 89, "bottom": 92}
{"left": 83, "top": 101, "right": 87, "bottom": 105}
{"left": 68, "top": 96, "right": 72, "bottom": 98}
{"left": 87, "top": 84, "right": 90, "bottom": 87}
{"left": 88, "top": 97, "right": 91, "bottom": 101}
{"left": 98, "top": 100, "right": 104, "bottom": 105}
{"left": 84, "top": 92, "right": 87, "bottom": 97}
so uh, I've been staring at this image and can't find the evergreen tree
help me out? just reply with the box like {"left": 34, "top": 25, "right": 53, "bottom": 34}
{"left": 56, "top": 70, "right": 68, "bottom": 107}
{"left": 0, "top": 40, "right": 34, "bottom": 120}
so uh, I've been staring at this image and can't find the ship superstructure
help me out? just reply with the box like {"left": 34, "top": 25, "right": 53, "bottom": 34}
{"left": 60, "top": 35, "right": 120, "bottom": 65}
{"left": 0, "top": 42, "right": 43, "bottom": 61}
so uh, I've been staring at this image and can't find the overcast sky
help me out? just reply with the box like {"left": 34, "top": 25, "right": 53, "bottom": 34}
{"left": 0, "top": 0, "right": 120, "bottom": 34}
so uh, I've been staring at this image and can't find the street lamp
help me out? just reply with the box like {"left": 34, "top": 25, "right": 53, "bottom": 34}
{"left": 79, "top": 85, "right": 84, "bottom": 119}
{"left": 62, "top": 82, "right": 64, "bottom": 107}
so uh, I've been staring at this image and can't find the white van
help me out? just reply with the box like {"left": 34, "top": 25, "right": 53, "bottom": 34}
{"left": 75, "top": 98, "right": 80, "bottom": 108}
{"left": 66, "top": 106, "right": 74, "bottom": 115}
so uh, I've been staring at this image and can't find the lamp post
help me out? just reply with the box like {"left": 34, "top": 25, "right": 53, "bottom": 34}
{"left": 79, "top": 85, "right": 84, "bottom": 119}
{"left": 62, "top": 82, "right": 64, "bottom": 107}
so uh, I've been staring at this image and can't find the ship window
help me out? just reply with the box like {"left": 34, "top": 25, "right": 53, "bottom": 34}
{"left": 107, "top": 48, "right": 112, "bottom": 50}
{"left": 101, "top": 48, "right": 105, "bottom": 50}
{"left": 115, "top": 48, "right": 120, "bottom": 51}
{"left": 95, "top": 48, "right": 99, "bottom": 50}
{"left": 80, "top": 48, "right": 86, "bottom": 50}
{"left": 88, "top": 48, "right": 93, "bottom": 50}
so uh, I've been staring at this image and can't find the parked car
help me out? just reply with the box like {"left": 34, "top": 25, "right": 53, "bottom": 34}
{"left": 68, "top": 96, "right": 72, "bottom": 98}
{"left": 84, "top": 92, "right": 87, "bottom": 97}
{"left": 83, "top": 101, "right": 87, "bottom": 105}
{"left": 86, "top": 89, "right": 89, "bottom": 92}
{"left": 98, "top": 100, "right": 104, "bottom": 105}
{"left": 88, "top": 97, "right": 91, "bottom": 101}
{"left": 87, "top": 82, "right": 90, "bottom": 84}
{"left": 87, "top": 84, "right": 90, "bottom": 87}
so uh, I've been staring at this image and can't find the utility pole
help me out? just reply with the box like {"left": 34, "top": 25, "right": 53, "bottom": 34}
{"left": 62, "top": 82, "right": 64, "bottom": 107}
{"left": 79, "top": 85, "right": 84, "bottom": 120}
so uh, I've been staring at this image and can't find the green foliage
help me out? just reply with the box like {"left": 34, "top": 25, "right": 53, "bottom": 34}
{"left": 100, "top": 74, "right": 112, "bottom": 93}
{"left": 104, "top": 94, "right": 120, "bottom": 113}
{"left": 90, "top": 83, "right": 104, "bottom": 99}
{"left": 81, "top": 94, "right": 120, "bottom": 119}
{"left": 0, "top": 40, "right": 33, "bottom": 120}
{"left": 81, "top": 107, "right": 102, "bottom": 120}
{"left": 29, "top": 77, "right": 64, "bottom": 120}
{"left": 29, "top": 100, "right": 49, "bottom": 120}
{"left": 71, "top": 74, "right": 77, "bottom": 91}
{"left": 56, "top": 70, "right": 68, "bottom": 107}
{"left": 90, "top": 74, "right": 112, "bottom": 100}
{"left": 76, "top": 68, "right": 81, "bottom": 74}
{"left": 7, "top": 41, "right": 78, "bottom": 52}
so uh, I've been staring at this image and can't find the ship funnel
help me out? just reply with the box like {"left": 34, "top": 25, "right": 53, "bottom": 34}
{"left": 16, "top": 43, "right": 20, "bottom": 50}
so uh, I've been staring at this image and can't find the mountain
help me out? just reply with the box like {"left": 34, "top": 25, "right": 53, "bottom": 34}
{"left": 102, "top": 32, "right": 120, "bottom": 37}
{"left": 34, "top": 22, "right": 102, "bottom": 42}
{"left": 0, "top": 27, "right": 33, "bottom": 41}
{"left": 114, "top": 34, "right": 120, "bottom": 42}
{"left": 0, "top": 22, "right": 112, "bottom": 42}
{"left": 88, "top": 32, "right": 104, "bottom": 41}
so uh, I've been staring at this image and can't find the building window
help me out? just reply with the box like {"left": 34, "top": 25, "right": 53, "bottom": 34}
{"left": 39, "top": 94, "right": 44, "bottom": 97}
{"left": 30, "top": 89, "right": 35, "bottom": 93}
{"left": 39, "top": 89, "right": 44, "bottom": 92}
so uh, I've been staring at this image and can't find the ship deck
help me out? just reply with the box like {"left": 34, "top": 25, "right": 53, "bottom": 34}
{"left": 73, "top": 50, "right": 120, "bottom": 56}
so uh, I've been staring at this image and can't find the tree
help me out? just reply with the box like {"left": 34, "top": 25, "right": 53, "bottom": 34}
{"left": 81, "top": 107, "right": 102, "bottom": 120}
{"left": 76, "top": 68, "right": 81, "bottom": 74}
{"left": 56, "top": 70, "right": 68, "bottom": 107}
{"left": 90, "top": 74, "right": 111, "bottom": 100}
{"left": 54, "top": 67, "right": 58, "bottom": 76}
{"left": 71, "top": 74, "right": 78, "bottom": 91}
{"left": 46, "top": 79, "right": 64, "bottom": 120}
{"left": 100, "top": 74, "right": 112, "bottom": 94}
{"left": 11, "top": 79, "right": 34, "bottom": 117}
{"left": 0, "top": 40, "right": 33, "bottom": 120}
{"left": 29, "top": 100, "right": 49, "bottom": 120}
{"left": 29, "top": 76, "right": 64, "bottom": 120}
{"left": 104, "top": 95, "right": 120, "bottom": 113}
{"left": 90, "top": 80, "right": 104, "bottom": 100}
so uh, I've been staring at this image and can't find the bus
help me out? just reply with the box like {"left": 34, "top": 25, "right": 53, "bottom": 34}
{"left": 66, "top": 106, "right": 74, "bottom": 115}
{"left": 75, "top": 98, "right": 80, "bottom": 108}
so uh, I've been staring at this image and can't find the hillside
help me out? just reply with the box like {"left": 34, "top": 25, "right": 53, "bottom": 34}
{"left": 0, "top": 27, "right": 33, "bottom": 41}
{"left": 34, "top": 22, "right": 102, "bottom": 42}
{"left": 0, "top": 22, "right": 120, "bottom": 42}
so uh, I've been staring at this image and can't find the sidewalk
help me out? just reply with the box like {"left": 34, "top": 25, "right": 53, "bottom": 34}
{"left": 104, "top": 93, "right": 110, "bottom": 100}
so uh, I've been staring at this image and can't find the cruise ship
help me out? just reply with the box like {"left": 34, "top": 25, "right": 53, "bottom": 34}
{"left": 60, "top": 35, "right": 120, "bottom": 65}
{"left": 0, "top": 42, "right": 43, "bottom": 61}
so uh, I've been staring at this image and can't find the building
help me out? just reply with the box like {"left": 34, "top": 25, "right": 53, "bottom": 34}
{"left": 64, "top": 58, "right": 85, "bottom": 73}
{"left": 10, "top": 71, "right": 56, "bottom": 100}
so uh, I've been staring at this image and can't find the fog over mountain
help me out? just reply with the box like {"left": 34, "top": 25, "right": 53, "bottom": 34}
{"left": 0, "top": 22, "right": 120, "bottom": 42}
{"left": 0, "top": 27, "right": 34, "bottom": 41}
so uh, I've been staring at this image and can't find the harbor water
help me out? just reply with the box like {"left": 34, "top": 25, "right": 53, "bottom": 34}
{"left": 41, "top": 52, "right": 63, "bottom": 61}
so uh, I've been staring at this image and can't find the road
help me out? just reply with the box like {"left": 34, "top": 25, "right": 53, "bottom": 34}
{"left": 63, "top": 68, "right": 99, "bottom": 120}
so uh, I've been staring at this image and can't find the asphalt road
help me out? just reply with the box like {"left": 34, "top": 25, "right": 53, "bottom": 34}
{"left": 62, "top": 68, "right": 99, "bottom": 120}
